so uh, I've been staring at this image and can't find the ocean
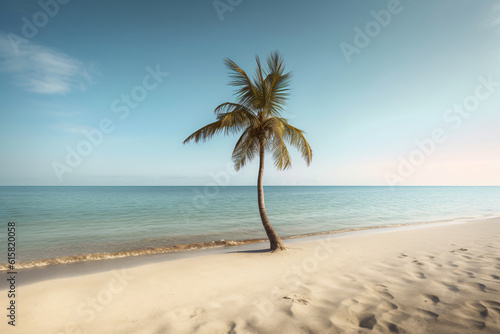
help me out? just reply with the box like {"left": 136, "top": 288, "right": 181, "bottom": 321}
{"left": 1, "top": 186, "right": 499, "bottom": 269}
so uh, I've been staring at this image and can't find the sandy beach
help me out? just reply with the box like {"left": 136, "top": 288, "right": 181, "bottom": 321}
{"left": 2, "top": 1, "right": 499, "bottom": 333}
{"left": 2, "top": 218, "right": 500, "bottom": 334}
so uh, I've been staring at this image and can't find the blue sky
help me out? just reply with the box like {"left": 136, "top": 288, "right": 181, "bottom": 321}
{"left": 0, "top": 0, "right": 499, "bottom": 186}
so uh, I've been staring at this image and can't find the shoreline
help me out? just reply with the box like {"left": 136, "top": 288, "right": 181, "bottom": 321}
{"left": 0, "top": 216, "right": 495, "bottom": 290}
{"left": 0, "top": 214, "right": 492, "bottom": 273}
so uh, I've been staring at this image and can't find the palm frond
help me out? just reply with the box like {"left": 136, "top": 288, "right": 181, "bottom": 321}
{"left": 184, "top": 105, "right": 259, "bottom": 144}
{"left": 264, "top": 52, "right": 292, "bottom": 116}
{"left": 266, "top": 130, "right": 292, "bottom": 170}
{"left": 183, "top": 120, "right": 226, "bottom": 144}
{"left": 252, "top": 55, "right": 267, "bottom": 113}
{"left": 216, "top": 109, "right": 257, "bottom": 135}
{"left": 214, "top": 102, "right": 258, "bottom": 119}
{"left": 277, "top": 118, "right": 312, "bottom": 166}
{"left": 224, "top": 58, "right": 257, "bottom": 107}
{"left": 232, "top": 127, "right": 259, "bottom": 170}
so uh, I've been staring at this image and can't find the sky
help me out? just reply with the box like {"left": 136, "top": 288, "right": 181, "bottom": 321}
{"left": 0, "top": 0, "right": 499, "bottom": 186}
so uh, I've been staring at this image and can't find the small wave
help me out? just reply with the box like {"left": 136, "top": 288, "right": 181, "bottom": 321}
{"left": 0, "top": 239, "right": 266, "bottom": 271}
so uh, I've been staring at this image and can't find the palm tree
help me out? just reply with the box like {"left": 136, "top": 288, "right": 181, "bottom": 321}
{"left": 183, "top": 51, "right": 312, "bottom": 251}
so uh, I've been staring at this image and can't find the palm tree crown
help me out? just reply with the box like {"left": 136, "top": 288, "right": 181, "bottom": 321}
{"left": 183, "top": 51, "right": 312, "bottom": 171}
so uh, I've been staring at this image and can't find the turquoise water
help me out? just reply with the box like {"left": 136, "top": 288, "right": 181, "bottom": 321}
{"left": 0, "top": 186, "right": 499, "bottom": 265}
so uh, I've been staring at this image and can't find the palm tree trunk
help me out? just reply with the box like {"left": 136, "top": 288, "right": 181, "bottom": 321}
{"left": 257, "top": 140, "right": 286, "bottom": 251}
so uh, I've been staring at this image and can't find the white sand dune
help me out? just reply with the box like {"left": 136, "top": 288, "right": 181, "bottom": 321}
{"left": 2, "top": 218, "right": 500, "bottom": 333}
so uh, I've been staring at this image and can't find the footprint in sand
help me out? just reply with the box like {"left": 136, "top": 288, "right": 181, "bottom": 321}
{"left": 386, "top": 322, "right": 400, "bottom": 333}
{"left": 483, "top": 303, "right": 500, "bottom": 321}
{"left": 453, "top": 301, "right": 491, "bottom": 322}
{"left": 417, "top": 308, "right": 439, "bottom": 320}
{"left": 447, "top": 262, "right": 459, "bottom": 268}
{"left": 423, "top": 294, "right": 440, "bottom": 305}
{"left": 450, "top": 247, "right": 468, "bottom": 253}
{"left": 359, "top": 314, "right": 377, "bottom": 330}
{"left": 463, "top": 282, "right": 487, "bottom": 292}
{"left": 464, "top": 301, "right": 489, "bottom": 318}
{"left": 464, "top": 319, "right": 486, "bottom": 329}
{"left": 412, "top": 260, "right": 424, "bottom": 266}
{"left": 170, "top": 308, "right": 205, "bottom": 321}
{"left": 414, "top": 271, "right": 426, "bottom": 279}
{"left": 366, "top": 284, "right": 394, "bottom": 300}
{"left": 332, "top": 298, "right": 378, "bottom": 330}
{"left": 283, "top": 294, "right": 308, "bottom": 305}
{"left": 441, "top": 282, "right": 460, "bottom": 292}
{"left": 377, "top": 300, "right": 398, "bottom": 311}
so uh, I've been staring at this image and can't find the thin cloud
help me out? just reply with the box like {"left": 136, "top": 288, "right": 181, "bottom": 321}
{"left": 50, "top": 122, "right": 92, "bottom": 134}
{"left": 0, "top": 32, "right": 95, "bottom": 94}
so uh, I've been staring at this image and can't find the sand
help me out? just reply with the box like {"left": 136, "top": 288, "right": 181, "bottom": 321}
{"left": 2, "top": 218, "right": 500, "bottom": 334}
